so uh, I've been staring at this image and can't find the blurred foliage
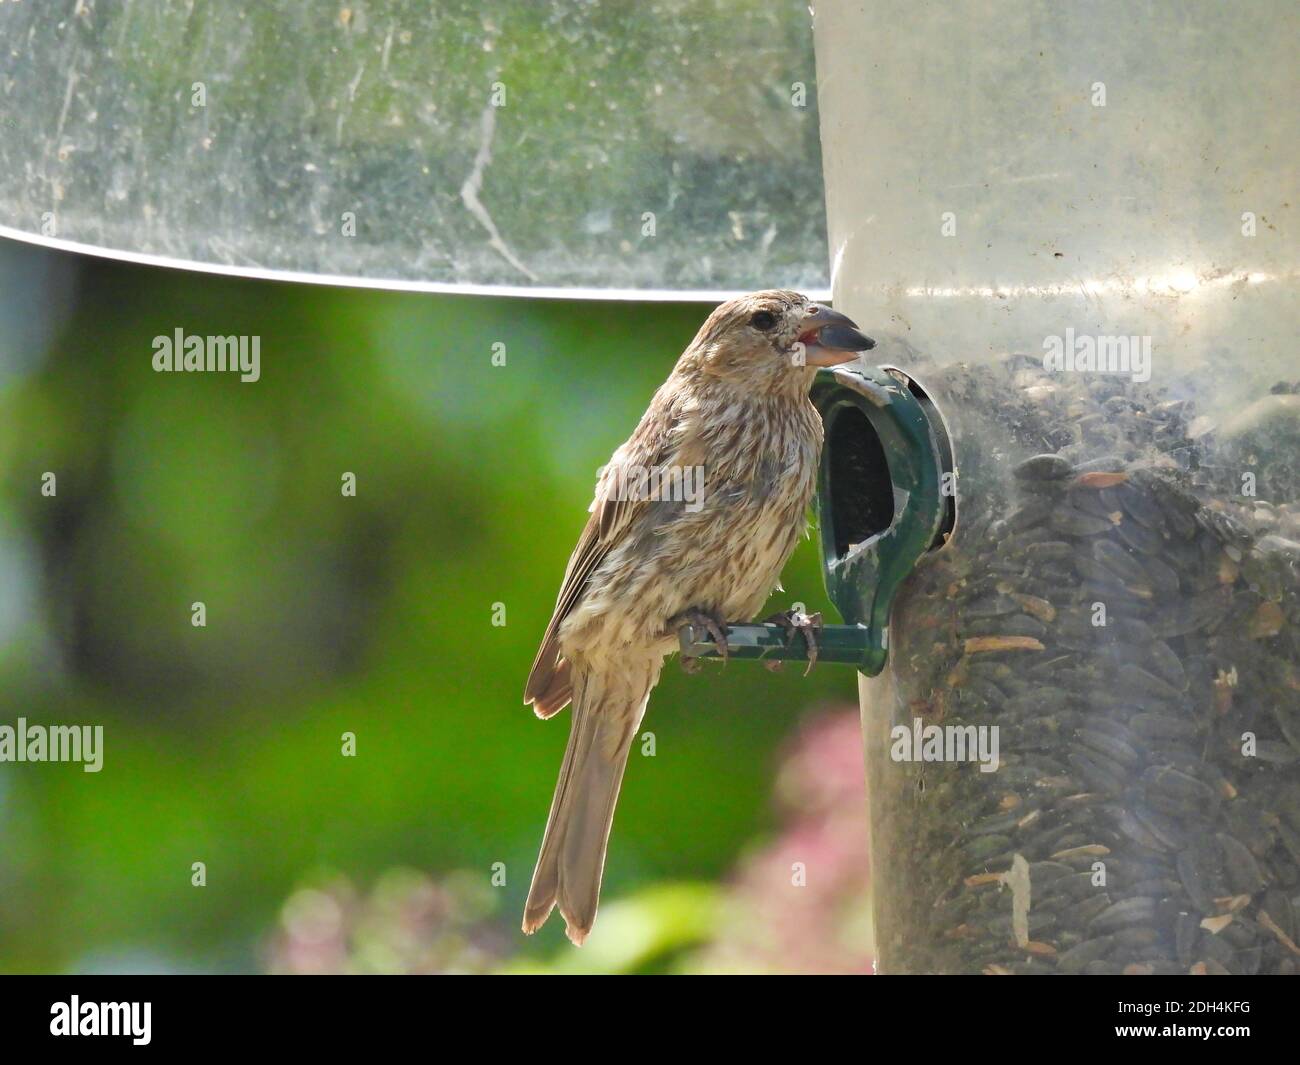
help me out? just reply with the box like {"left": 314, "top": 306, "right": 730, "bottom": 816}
{"left": 265, "top": 711, "right": 871, "bottom": 975}
{"left": 689, "top": 711, "right": 874, "bottom": 974}
{"left": 0, "top": 239, "right": 866, "bottom": 973}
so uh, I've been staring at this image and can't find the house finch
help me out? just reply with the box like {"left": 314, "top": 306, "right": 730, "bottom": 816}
{"left": 522, "top": 290, "right": 875, "bottom": 944}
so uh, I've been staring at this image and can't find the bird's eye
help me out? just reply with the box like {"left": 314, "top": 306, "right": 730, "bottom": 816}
{"left": 750, "top": 310, "right": 777, "bottom": 331}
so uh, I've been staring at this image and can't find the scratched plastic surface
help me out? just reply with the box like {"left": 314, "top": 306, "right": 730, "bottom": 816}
{"left": 0, "top": 0, "right": 827, "bottom": 296}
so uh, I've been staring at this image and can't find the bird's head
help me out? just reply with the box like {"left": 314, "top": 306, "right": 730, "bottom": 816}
{"left": 681, "top": 290, "right": 875, "bottom": 394}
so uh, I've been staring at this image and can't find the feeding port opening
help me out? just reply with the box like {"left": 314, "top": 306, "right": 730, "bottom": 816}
{"left": 826, "top": 405, "right": 895, "bottom": 558}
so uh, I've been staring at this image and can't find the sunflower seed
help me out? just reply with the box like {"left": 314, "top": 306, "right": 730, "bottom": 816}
{"left": 1014, "top": 454, "right": 1074, "bottom": 481}
{"left": 1090, "top": 897, "right": 1158, "bottom": 932}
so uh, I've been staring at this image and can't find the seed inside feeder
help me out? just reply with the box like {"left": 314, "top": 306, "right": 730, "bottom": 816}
{"left": 864, "top": 353, "right": 1300, "bottom": 976}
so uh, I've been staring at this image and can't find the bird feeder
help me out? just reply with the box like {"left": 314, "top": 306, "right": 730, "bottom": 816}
{"left": 5, "top": 0, "right": 1296, "bottom": 980}
{"left": 678, "top": 362, "right": 955, "bottom": 673}
{"left": 810, "top": 0, "right": 1300, "bottom": 975}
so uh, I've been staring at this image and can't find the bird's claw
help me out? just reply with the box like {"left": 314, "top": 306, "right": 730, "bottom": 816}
{"left": 673, "top": 608, "right": 730, "bottom": 671}
{"left": 764, "top": 609, "right": 823, "bottom": 676}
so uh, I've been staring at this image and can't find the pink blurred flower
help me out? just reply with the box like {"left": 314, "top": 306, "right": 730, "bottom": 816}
{"left": 696, "top": 706, "right": 875, "bottom": 974}
{"left": 265, "top": 869, "right": 508, "bottom": 974}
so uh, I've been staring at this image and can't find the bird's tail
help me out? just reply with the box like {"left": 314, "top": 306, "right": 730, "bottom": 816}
{"left": 522, "top": 665, "right": 654, "bottom": 945}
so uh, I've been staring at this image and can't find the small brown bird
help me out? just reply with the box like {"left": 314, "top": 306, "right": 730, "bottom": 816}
{"left": 522, "top": 290, "right": 875, "bottom": 944}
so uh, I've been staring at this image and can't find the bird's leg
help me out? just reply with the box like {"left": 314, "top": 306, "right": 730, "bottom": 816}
{"left": 671, "top": 607, "right": 730, "bottom": 670}
{"left": 763, "top": 608, "right": 824, "bottom": 676}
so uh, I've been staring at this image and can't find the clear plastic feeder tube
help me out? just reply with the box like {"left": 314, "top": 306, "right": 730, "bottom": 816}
{"left": 816, "top": 0, "right": 1299, "bottom": 974}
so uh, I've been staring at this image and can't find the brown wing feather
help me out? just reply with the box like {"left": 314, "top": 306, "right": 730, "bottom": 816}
{"left": 523, "top": 504, "right": 611, "bottom": 714}
{"left": 524, "top": 393, "right": 688, "bottom": 715}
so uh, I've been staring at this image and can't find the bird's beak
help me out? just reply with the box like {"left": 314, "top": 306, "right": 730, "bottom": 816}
{"left": 797, "top": 304, "right": 876, "bottom": 367}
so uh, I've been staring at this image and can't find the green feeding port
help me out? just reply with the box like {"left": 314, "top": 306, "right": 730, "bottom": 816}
{"left": 679, "top": 363, "right": 955, "bottom": 673}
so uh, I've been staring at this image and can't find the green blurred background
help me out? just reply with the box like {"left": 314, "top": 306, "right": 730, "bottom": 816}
{"left": 0, "top": 239, "right": 872, "bottom": 974}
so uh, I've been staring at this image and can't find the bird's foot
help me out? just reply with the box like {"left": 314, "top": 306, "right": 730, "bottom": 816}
{"left": 763, "top": 608, "right": 824, "bottom": 676}
{"left": 672, "top": 607, "right": 730, "bottom": 670}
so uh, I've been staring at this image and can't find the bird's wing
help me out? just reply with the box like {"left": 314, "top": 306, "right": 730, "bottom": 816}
{"left": 524, "top": 399, "right": 689, "bottom": 715}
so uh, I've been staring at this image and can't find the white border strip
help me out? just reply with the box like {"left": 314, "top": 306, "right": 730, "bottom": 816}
{"left": 0, "top": 225, "right": 832, "bottom": 304}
